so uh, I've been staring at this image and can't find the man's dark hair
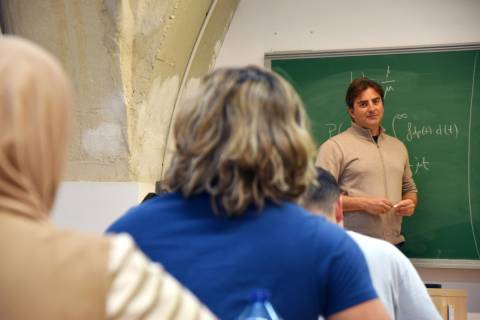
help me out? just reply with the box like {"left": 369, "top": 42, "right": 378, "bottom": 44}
{"left": 345, "top": 77, "right": 384, "bottom": 108}
{"left": 303, "top": 167, "right": 340, "bottom": 214}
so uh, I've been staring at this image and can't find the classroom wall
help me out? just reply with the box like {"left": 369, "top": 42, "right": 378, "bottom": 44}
{"left": 0, "top": 0, "right": 238, "bottom": 183}
{"left": 52, "top": 182, "right": 140, "bottom": 233}
{"left": 214, "top": 0, "right": 480, "bottom": 316}
{"left": 216, "top": 0, "right": 480, "bottom": 67}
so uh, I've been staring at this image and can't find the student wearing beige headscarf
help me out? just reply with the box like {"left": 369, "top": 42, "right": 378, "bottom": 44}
{"left": 0, "top": 36, "right": 216, "bottom": 320}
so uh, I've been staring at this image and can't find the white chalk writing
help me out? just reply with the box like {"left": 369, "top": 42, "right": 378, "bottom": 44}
{"left": 350, "top": 66, "right": 397, "bottom": 98}
{"left": 406, "top": 122, "right": 459, "bottom": 142}
{"left": 391, "top": 113, "right": 459, "bottom": 142}
{"left": 380, "top": 65, "right": 396, "bottom": 98}
{"left": 325, "top": 122, "right": 345, "bottom": 138}
{"left": 410, "top": 155, "right": 431, "bottom": 175}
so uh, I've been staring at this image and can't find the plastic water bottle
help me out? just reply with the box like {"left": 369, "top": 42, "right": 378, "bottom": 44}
{"left": 236, "top": 289, "right": 282, "bottom": 320}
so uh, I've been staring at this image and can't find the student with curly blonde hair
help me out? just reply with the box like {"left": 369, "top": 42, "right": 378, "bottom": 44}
{"left": 166, "top": 67, "right": 316, "bottom": 214}
{"left": 0, "top": 36, "right": 216, "bottom": 320}
{"left": 107, "top": 66, "right": 389, "bottom": 320}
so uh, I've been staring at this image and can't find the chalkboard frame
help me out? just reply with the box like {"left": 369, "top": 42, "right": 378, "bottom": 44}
{"left": 411, "top": 258, "right": 480, "bottom": 269}
{"left": 265, "top": 43, "right": 480, "bottom": 269}
{"left": 264, "top": 43, "right": 480, "bottom": 66}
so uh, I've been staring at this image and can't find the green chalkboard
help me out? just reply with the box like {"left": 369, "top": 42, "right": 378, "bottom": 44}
{"left": 268, "top": 46, "right": 480, "bottom": 263}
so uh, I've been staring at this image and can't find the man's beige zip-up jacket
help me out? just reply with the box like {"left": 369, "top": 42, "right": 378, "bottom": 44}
{"left": 316, "top": 122, "right": 417, "bottom": 244}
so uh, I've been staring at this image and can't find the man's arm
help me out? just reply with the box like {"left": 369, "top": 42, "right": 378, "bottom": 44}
{"left": 342, "top": 195, "right": 393, "bottom": 215}
{"left": 315, "top": 139, "right": 343, "bottom": 180}
{"left": 328, "top": 299, "right": 389, "bottom": 320}
{"left": 394, "top": 192, "right": 417, "bottom": 216}
{"left": 396, "top": 148, "right": 418, "bottom": 216}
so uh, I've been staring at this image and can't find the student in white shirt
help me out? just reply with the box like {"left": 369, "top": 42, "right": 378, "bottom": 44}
{"left": 302, "top": 167, "right": 441, "bottom": 320}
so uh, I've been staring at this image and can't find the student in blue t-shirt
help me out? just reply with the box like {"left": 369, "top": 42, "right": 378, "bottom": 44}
{"left": 107, "top": 66, "right": 389, "bottom": 320}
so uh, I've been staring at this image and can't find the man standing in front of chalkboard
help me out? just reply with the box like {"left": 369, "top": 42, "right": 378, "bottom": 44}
{"left": 316, "top": 77, "right": 418, "bottom": 246}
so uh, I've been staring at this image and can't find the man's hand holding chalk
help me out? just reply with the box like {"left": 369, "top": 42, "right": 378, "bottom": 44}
{"left": 394, "top": 199, "right": 416, "bottom": 216}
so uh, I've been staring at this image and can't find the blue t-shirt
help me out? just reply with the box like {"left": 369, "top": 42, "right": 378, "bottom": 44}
{"left": 106, "top": 192, "right": 376, "bottom": 320}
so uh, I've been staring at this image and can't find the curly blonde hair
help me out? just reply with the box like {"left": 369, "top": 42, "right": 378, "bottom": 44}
{"left": 164, "top": 66, "right": 317, "bottom": 215}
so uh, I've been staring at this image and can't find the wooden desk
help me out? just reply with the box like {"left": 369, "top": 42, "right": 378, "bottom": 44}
{"left": 427, "top": 288, "right": 467, "bottom": 320}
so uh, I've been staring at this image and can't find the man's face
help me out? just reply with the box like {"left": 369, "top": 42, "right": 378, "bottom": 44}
{"left": 348, "top": 87, "right": 384, "bottom": 134}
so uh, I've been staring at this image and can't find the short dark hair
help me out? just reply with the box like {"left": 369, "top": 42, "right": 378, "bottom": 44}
{"left": 345, "top": 77, "right": 384, "bottom": 108}
{"left": 302, "top": 167, "right": 340, "bottom": 214}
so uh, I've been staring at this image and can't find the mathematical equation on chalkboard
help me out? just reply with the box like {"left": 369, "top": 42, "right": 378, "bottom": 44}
{"left": 321, "top": 113, "right": 460, "bottom": 176}
{"left": 391, "top": 113, "right": 459, "bottom": 142}
{"left": 350, "top": 65, "right": 396, "bottom": 98}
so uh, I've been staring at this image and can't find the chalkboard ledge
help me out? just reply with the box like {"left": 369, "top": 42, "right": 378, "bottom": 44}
{"left": 411, "top": 259, "right": 480, "bottom": 269}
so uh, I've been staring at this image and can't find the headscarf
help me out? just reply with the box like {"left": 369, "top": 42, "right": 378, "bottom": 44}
{"left": 0, "top": 36, "right": 72, "bottom": 219}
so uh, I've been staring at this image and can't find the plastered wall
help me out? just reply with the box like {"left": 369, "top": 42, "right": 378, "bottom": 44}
{"left": 1, "top": 1, "right": 131, "bottom": 179}
{"left": 0, "top": 0, "right": 239, "bottom": 183}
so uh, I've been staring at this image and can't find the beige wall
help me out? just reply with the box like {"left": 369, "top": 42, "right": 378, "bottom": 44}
{"left": 0, "top": 0, "right": 239, "bottom": 183}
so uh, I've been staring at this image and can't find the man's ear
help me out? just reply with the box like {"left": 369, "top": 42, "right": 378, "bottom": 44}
{"left": 347, "top": 107, "right": 356, "bottom": 122}
{"left": 335, "top": 196, "right": 344, "bottom": 227}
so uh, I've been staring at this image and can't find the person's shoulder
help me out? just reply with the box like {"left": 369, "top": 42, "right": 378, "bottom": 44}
{"left": 310, "top": 218, "right": 356, "bottom": 253}
{"left": 272, "top": 202, "right": 327, "bottom": 225}
{"left": 276, "top": 203, "right": 345, "bottom": 238}
{"left": 381, "top": 132, "right": 408, "bottom": 148}
{"left": 318, "top": 133, "right": 348, "bottom": 154}
{"left": 348, "top": 231, "right": 397, "bottom": 251}
{"left": 329, "top": 128, "right": 354, "bottom": 142}
{"left": 140, "top": 192, "right": 158, "bottom": 203}
{"left": 325, "top": 127, "right": 363, "bottom": 148}
{"left": 106, "top": 192, "right": 182, "bottom": 234}
{"left": 347, "top": 231, "right": 407, "bottom": 266}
